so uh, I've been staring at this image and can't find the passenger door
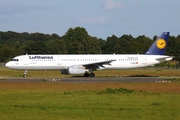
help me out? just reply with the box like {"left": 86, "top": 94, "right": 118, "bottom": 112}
{"left": 142, "top": 56, "right": 147, "bottom": 64}
{"left": 57, "top": 56, "right": 62, "bottom": 65}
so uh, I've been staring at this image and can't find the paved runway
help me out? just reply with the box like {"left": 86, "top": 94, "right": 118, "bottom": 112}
{"left": 0, "top": 77, "right": 166, "bottom": 83}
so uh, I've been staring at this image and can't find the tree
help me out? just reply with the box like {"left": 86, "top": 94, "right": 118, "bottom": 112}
{"left": 135, "top": 35, "right": 152, "bottom": 54}
{"left": 104, "top": 35, "right": 119, "bottom": 54}
{"left": 0, "top": 47, "right": 16, "bottom": 62}
{"left": 62, "top": 27, "right": 102, "bottom": 54}
{"left": 68, "top": 40, "right": 85, "bottom": 54}
{"left": 46, "top": 40, "right": 67, "bottom": 54}
{"left": 50, "top": 33, "right": 61, "bottom": 40}
{"left": 98, "top": 38, "right": 106, "bottom": 54}
{"left": 119, "top": 34, "right": 134, "bottom": 54}
{"left": 24, "top": 41, "right": 48, "bottom": 54}
{"left": 29, "top": 32, "right": 50, "bottom": 41}
{"left": 167, "top": 36, "right": 180, "bottom": 59}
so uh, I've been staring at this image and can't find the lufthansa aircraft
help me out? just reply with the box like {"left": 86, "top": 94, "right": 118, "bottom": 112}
{"left": 5, "top": 32, "right": 172, "bottom": 77}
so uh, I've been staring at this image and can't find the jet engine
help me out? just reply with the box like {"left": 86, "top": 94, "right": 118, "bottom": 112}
{"left": 61, "top": 66, "right": 88, "bottom": 74}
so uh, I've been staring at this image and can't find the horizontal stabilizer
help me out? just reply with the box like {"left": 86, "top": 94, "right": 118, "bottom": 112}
{"left": 156, "top": 56, "right": 173, "bottom": 62}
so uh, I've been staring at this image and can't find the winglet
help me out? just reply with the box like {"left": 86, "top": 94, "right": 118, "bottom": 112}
{"left": 145, "top": 32, "right": 170, "bottom": 55}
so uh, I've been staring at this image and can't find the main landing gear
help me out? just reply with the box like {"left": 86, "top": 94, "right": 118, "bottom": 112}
{"left": 84, "top": 71, "right": 95, "bottom": 77}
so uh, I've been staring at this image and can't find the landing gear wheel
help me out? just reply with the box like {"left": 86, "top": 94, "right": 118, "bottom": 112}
{"left": 23, "top": 74, "right": 27, "bottom": 78}
{"left": 84, "top": 72, "right": 90, "bottom": 77}
{"left": 89, "top": 73, "right": 95, "bottom": 77}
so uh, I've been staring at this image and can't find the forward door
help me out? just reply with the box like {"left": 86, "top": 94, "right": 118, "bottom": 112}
{"left": 57, "top": 56, "right": 62, "bottom": 65}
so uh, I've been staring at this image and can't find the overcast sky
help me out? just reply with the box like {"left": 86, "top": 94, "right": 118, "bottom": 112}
{"left": 0, "top": 0, "right": 180, "bottom": 39}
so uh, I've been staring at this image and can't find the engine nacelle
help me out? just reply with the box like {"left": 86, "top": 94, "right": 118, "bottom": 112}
{"left": 60, "top": 69, "right": 69, "bottom": 74}
{"left": 61, "top": 66, "right": 87, "bottom": 74}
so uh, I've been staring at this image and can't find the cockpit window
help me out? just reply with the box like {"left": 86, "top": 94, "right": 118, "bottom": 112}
{"left": 11, "top": 59, "right": 19, "bottom": 61}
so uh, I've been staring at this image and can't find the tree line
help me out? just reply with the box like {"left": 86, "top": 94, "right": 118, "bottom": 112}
{"left": 0, "top": 27, "right": 180, "bottom": 62}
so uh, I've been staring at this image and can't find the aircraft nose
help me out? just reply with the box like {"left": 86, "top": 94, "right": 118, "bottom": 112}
{"left": 5, "top": 62, "right": 12, "bottom": 68}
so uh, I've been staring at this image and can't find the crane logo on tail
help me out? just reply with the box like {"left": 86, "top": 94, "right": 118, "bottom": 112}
{"left": 156, "top": 39, "right": 166, "bottom": 49}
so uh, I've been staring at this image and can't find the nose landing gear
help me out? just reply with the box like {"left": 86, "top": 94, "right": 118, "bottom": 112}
{"left": 23, "top": 70, "right": 27, "bottom": 78}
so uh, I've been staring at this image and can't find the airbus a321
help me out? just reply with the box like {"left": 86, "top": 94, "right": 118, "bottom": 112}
{"left": 5, "top": 32, "right": 172, "bottom": 77}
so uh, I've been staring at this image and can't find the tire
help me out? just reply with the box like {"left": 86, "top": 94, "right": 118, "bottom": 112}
{"left": 84, "top": 72, "right": 90, "bottom": 77}
{"left": 89, "top": 73, "right": 95, "bottom": 77}
{"left": 23, "top": 75, "right": 27, "bottom": 78}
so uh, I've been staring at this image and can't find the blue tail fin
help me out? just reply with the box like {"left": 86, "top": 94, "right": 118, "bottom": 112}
{"left": 145, "top": 32, "right": 170, "bottom": 55}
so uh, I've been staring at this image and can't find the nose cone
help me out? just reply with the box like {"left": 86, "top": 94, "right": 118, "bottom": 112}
{"left": 5, "top": 62, "right": 12, "bottom": 69}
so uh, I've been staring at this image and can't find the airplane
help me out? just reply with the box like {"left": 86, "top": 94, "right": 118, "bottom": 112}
{"left": 5, "top": 32, "right": 172, "bottom": 78}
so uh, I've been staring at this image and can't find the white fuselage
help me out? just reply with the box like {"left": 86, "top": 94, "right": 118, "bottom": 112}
{"left": 5, "top": 54, "right": 172, "bottom": 70}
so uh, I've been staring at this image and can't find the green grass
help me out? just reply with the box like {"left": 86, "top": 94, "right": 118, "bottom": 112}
{"left": 0, "top": 88, "right": 180, "bottom": 120}
{"left": 1, "top": 66, "right": 180, "bottom": 119}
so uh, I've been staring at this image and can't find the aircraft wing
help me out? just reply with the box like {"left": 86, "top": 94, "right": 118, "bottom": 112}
{"left": 82, "top": 60, "right": 116, "bottom": 70}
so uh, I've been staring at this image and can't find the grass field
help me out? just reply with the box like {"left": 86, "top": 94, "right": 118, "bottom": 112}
{"left": 0, "top": 66, "right": 180, "bottom": 120}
